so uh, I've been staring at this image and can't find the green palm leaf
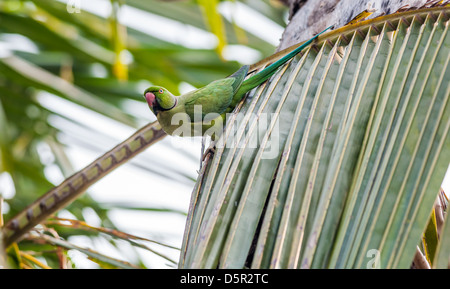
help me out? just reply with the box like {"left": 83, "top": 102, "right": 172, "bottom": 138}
{"left": 434, "top": 192, "right": 450, "bottom": 268}
{"left": 180, "top": 6, "right": 450, "bottom": 269}
{"left": 0, "top": 0, "right": 283, "bottom": 268}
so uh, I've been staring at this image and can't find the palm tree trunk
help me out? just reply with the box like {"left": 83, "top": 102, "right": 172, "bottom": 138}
{"left": 279, "top": 0, "right": 435, "bottom": 50}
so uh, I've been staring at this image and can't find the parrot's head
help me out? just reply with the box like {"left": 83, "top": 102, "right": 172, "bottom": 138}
{"left": 144, "top": 86, "right": 177, "bottom": 115}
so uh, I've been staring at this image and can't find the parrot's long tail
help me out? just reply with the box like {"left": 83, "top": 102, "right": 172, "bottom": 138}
{"left": 232, "top": 25, "right": 333, "bottom": 105}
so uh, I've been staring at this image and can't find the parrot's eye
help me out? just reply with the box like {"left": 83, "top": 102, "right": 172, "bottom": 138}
{"left": 159, "top": 89, "right": 164, "bottom": 94}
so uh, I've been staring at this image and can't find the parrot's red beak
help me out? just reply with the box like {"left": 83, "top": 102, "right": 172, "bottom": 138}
{"left": 145, "top": 92, "right": 156, "bottom": 108}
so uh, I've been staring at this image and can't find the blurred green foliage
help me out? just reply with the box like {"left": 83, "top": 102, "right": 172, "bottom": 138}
{"left": 0, "top": 0, "right": 287, "bottom": 268}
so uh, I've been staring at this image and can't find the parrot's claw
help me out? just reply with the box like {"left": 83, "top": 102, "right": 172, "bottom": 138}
{"left": 202, "top": 145, "right": 216, "bottom": 161}
{"left": 199, "top": 138, "right": 215, "bottom": 171}
{"left": 198, "top": 145, "right": 215, "bottom": 173}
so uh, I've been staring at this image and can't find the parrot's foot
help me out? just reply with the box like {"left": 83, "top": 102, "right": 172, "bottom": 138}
{"left": 199, "top": 138, "right": 215, "bottom": 171}
{"left": 202, "top": 145, "right": 216, "bottom": 162}
{"left": 198, "top": 145, "right": 215, "bottom": 174}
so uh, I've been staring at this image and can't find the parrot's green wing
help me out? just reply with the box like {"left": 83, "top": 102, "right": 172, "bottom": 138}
{"left": 229, "top": 65, "right": 249, "bottom": 94}
{"left": 184, "top": 65, "right": 249, "bottom": 121}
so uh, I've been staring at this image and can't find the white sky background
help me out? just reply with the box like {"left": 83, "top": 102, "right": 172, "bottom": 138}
{"left": 0, "top": 0, "right": 448, "bottom": 268}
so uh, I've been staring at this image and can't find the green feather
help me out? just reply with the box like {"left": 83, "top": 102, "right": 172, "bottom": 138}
{"left": 232, "top": 25, "right": 333, "bottom": 106}
{"left": 145, "top": 25, "right": 333, "bottom": 138}
{"left": 184, "top": 78, "right": 235, "bottom": 121}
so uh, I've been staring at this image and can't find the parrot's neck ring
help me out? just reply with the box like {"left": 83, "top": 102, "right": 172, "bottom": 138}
{"left": 159, "top": 98, "right": 177, "bottom": 112}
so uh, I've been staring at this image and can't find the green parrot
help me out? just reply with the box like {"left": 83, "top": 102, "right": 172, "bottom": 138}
{"left": 144, "top": 25, "right": 333, "bottom": 140}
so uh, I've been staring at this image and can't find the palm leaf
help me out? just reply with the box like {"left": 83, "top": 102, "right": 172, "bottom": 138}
{"left": 180, "top": 6, "right": 450, "bottom": 269}
{"left": 0, "top": 0, "right": 283, "bottom": 268}
{"left": 434, "top": 195, "right": 450, "bottom": 268}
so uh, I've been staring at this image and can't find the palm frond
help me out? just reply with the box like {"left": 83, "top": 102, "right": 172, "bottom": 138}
{"left": 181, "top": 6, "right": 450, "bottom": 269}
{"left": 0, "top": 0, "right": 284, "bottom": 268}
